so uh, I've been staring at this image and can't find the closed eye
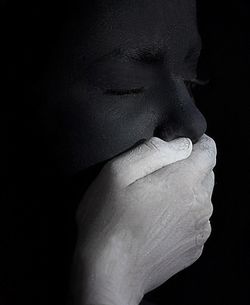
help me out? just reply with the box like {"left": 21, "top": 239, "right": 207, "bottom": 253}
{"left": 103, "top": 87, "right": 145, "bottom": 96}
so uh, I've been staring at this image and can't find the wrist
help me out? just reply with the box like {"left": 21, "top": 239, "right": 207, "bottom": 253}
{"left": 71, "top": 232, "right": 144, "bottom": 305}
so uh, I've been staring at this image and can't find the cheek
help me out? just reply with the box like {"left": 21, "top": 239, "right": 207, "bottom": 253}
{"left": 41, "top": 85, "right": 160, "bottom": 175}
{"left": 70, "top": 94, "right": 159, "bottom": 170}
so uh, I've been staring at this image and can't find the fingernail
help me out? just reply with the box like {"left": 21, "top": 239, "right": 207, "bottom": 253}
{"left": 173, "top": 138, "right": 192, "bottom": 150}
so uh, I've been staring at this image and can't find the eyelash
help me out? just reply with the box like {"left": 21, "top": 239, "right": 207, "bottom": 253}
{"left": 103, "top": 87, "right": 145, "bottom": 96}
{"left": 103, "top": 78, "right": 209, "bottom": 96}
{"left": 184, "top": 78, "right": 209, "bottom": 96}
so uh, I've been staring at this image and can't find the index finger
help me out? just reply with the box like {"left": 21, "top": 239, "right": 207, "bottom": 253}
{"left": 140, "top": 134, "right": 217, "bottom": 185}
{"left": 188, "top": 134, "right": 217, "bottom": 174}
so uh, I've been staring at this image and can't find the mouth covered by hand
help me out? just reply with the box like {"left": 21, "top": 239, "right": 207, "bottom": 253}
{"left": 72, "top": 134, "right": 217, "bottom": 305}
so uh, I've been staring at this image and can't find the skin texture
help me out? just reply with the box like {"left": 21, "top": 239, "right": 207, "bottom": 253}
{"left": 4, "top": 1, "right": 212, "bottom": 305}
{"left": 30, "top": 0, "right": 206, "bottom": 179}
{"left": 71, "top": 135, "right": 216, "bottom": 305}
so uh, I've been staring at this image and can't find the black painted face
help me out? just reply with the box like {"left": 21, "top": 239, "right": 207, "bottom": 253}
{"left": 34, "top": 0, "right": 206, "bottom": 177}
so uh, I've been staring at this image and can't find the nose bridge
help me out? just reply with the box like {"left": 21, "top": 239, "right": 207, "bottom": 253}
{"left": 154, "top": 78, "right": 207, "bottom": 143}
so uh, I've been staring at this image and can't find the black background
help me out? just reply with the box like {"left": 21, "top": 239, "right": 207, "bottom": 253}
{"left": 144, "top": 1, "right": 249, "bottom": 304}
{"left": 2, "top": 1, "right": 249, "bottom": 305}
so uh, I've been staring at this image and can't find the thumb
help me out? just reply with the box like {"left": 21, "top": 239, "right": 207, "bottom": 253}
{"left": 105, "top": 137, "right": 192, "bottom": 187}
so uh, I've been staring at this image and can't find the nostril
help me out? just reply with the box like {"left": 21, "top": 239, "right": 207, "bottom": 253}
{"left": 153, "top": 124, "right": 174, "bottom": 142}
{"left": 192, "top": 129, "right": 207, "bottom": 143}
{"left": 153, "top": 109, "right": 207, "bottom": 144}
{"left": 192, "top": 136, "right": 202, "bottom": 144}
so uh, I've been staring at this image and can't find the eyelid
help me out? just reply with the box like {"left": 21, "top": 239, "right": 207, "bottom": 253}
{"left": 189, "top": 78, "right": 210, "bottom": 86}
{"left": 184, "top": 77, "right": 210, "bottom": 88}
{"left": 103, "top": 86, "right": 145, "bottom": 96}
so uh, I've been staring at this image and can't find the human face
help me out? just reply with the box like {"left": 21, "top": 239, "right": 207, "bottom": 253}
{"left": 34, "top": 0, "right": 206, "bottom": 178}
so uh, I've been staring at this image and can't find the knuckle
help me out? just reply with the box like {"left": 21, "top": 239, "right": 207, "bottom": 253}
{"left": 201, "top": 135, "right": 217, "bottom": 153}
{"left": 101, "top": 159, "right": 124, "bottom": 185}
{"left": 196, "top": 221, "right": 212, "bottom": 246}
{"left": 205, "top": 221, "right": 212, "bottom": 236}
{"left": 103, "top": 159, "right": 135, "bottom": 189}
{"left": 103, "top": 159, "right": 120, "bottom": 176}
{"left": 211, "top": 170, "right": 215, "bottom": 183}
{"left": 185, "top": 245, "right": 204, "bottom": 267}
{"left": 209, "top": 137, "right": 217, "bottom": 155}
{"left": 194, "top": 136, "right": 217, "bottom": 173}
{"left": 209, "top": 153, "right": 217, "bottom": 170}
{"left": 144, "top": 137, "right": 163, "bottom": 152}
{"left": 205, "top": 171, "right": 215, "bottom": 189}
{"left": 207, "top": 202, "right": 214, "bottom": 218}
{"left": 198, "top": 199, "right": 214, "bottom": 219}
{"left": 194, "top": 245, "right": 204, "bottom": 261}
{"left": 201, "top": 152, "right": 216, "bottom": 173}
{"left": 203, "top": 138, "right": 217, "bottom": 169}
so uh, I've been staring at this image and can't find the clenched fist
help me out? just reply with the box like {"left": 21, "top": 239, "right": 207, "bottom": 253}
{"left": 71, "top": 135, "right": 217, "bottom": 305}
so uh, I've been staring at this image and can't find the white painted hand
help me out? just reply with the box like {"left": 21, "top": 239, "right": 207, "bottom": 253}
{"left": 72, "top": 134, "right": 217, "bottom": 305}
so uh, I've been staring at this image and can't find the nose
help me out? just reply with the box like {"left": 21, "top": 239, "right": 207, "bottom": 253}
{"left": 153, "top": 80, "right": 207, "bottom": 144}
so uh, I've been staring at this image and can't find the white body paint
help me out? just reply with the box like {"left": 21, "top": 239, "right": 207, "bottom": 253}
{"left": 72, "top": 134, "right": 217, "bottom": 305}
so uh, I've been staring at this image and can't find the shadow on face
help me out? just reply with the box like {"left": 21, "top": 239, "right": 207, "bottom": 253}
{"left": 3, "top": 2, "right": 210, "bottom": 304}
{"left": 16, "top": 0, "right": 207, "bottom": 183}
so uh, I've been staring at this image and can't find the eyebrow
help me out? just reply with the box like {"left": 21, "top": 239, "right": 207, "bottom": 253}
{"left": 86, "top": 40, "right": 202, "bottom": 68}
{"left": 88, "top": 44, "right": 166, "bottom": 67}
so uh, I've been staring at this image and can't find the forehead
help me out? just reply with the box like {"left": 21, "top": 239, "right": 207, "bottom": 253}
{"left": 67, "top": 0, "right": 200, "bottom": 62}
